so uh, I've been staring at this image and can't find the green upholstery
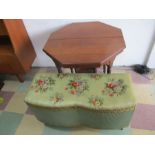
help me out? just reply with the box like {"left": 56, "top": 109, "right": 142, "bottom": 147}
{"left": 25, "top": 73, "right": 136, "bottom": 129}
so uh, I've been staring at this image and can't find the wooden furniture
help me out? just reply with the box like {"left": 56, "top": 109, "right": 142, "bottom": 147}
{"left": 0, "top": 81, "right": 4, "bottom": 90}
{"left": 25, "top": 73, "right": 136, "bottom": 129}
{"left": 43, "top": 22, "right": 126, "bottom": 73}
{"left": 0, "top": 80, "right": 4, "bottom": 104}
{"left": 0, "top": 19, "right": 36, "bottom": 82}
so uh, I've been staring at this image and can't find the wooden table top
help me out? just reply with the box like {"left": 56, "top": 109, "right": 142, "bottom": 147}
{"left": 43, "top": 22, "right": 126, "bottom": 68}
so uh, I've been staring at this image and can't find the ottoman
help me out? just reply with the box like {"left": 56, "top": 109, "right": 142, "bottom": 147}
{"left": 24, "top": 73, "right": 136, "bottom": 129}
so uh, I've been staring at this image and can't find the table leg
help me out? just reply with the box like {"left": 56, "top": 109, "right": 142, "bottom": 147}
{"left": 70, "top": 68, "right": 74, "bottom": 73}
{"left": 103, "top": 65, "right": 106, "bottom": 73}
{"left": 107, "top": 65, "right": 111, "bottom": 74}
{"left": 44, "top": 52, "right": 62, "bottom": 73}
{"left": 16, "top": 74, "right": 24, "bottom": 82}
{"left": 57, "top": 66, "right": 63, "bottom": 73}
{"left": 0, "top": 81, "right": 4, "bottom": 90}
{"left": 52, "top": 59, "right": 62, "bottom": 73}
{"left": 53, "top": 59, "right": 62, "bottom": 73}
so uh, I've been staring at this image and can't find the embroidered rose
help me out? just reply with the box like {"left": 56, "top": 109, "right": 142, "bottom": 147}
{"left": 89, "top": 74, "right": 102, "bottom": 80}
{"left": 70, "top": 90, "right": 77, "bottom": 95}
{"left": 102, "top": 79, "right": 127, "bottom": 97}
{"left": 37, "top": 80, "right": 44, "bottom": 86}
{"left": 31, "top": 76, "right": 55, "bottom": 93}
{"left": 71, "top": 82, "right": 80, "bottom": 88}
{"left": 50, "top": 93, "right": 64, "bottom": 103}
{"left": 89, "top": 96, "right": 104, "bottom": 107}
{"left": 65, "top": 79, "right": 89, "bottom": 95}
{"left": 107, "top": 82, "right": 118, "bottom": 89}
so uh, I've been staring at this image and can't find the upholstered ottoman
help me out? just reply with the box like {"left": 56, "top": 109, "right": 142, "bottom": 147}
{"left": 24, "top": 73, "right": 136, "bottom": 129}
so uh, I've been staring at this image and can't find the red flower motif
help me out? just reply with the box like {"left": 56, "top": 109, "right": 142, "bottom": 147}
{"left": 101, "top": 89, "right": 105, "bottom": 93}
{"left": 107, "top": 83, "right": 117, "bottom": 89}
{"left": 52, "top": 97, "right": 60, "bottom": 103}
{"left": 71, "top": 82, "right": 80, "bottom": 88}
{"left": 38, "top": 80, "right": 44, "bottom": 86}
{"left": 109, "top": 93, "right": 114, "bottom": 97}
{"left": 107, "top": 83, "right": 113, "bottom": 88}
{"left": 55, "top": 97, "right": 60, "bottom": 102}
{"left": 35, "top": 90, "right": 38, "bottom": 95}
{"left": 70, "top": 90, "right": 76, "bottom": 95}
{"left": 64, "top": 87, "right": 68, "bottom": 90}
{"left": 92, "top": 99, "right": 96, "bottom": 106}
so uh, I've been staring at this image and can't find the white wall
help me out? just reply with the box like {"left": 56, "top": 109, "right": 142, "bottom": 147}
{"left": 148, "top": 44, "right": 155, "bottom": 68}
{"left": 147, "top": 27, "right": 155, "bottom": 68}
{"left": 23, "top": 19, "right": 155, "bottom": 67}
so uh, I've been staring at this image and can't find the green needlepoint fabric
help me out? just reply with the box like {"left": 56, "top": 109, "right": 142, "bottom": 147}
{"left": 25, "top": 73, "right": 136, "bottom": 111}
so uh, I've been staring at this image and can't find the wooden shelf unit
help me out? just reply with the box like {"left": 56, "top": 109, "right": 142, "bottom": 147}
{"left": 0, "top": 19, "right": 36, "bottom": 82}
{"left": 0, "top": 20, "right": 8, "bottom": 36}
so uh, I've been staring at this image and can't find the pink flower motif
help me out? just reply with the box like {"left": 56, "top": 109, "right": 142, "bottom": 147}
{"left": 70, "top": 90, "right": 76, "bottom": 95}
{"left": 64, "top": 87, "right": 68, "bottom": 90}
{"left": 107, "top": 83, "right": 117, "bottom": 89}
{"left": 101, "top": 89, "right": 105, "bottom": 93}
{"left": 38, "top": 80, "right": 44, "bottom": 86}
{"left": 109, "top": 93, "right": 114, "bottom": 97}
{"left": 92, "top": 99, "right": 96, "bottom": 106}
{"left": 71, "top": 82, "right": 80, "bottom": 88}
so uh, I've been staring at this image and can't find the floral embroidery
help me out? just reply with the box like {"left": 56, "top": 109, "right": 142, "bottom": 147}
{"left": 65, "top": 79, "right": 89, "bottom": 95}
{"left": 57, "top": 73, "right": 69, "bottom": 79}
{"left": 31, "top": 76, "right": 55, "bottom": 93}
{"left": 88, "top": 96, "right": 104, "bottom": 106}
{"left": 57, "top": 73, "right": 81, "bottom": 80}
{"left": 102, "top": 79, "right": 127, "bottom": 97}
{"left": 71, "top": 74, "right": 82, "bottom": 80}
{"left": 89, "top": 74, "right": 102, "bottom": 80}
{"left": 50, "top": 93, "right": 64, "bottom": 103}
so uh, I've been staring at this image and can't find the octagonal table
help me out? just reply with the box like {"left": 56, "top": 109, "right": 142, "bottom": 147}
{"left": 43, "top": 22, "right": 126, "bottom": 73}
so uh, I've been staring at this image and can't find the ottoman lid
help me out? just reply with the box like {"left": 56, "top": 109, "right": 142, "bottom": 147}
{"left": 24, "top": 73, "right": 136, "bottom": 111}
